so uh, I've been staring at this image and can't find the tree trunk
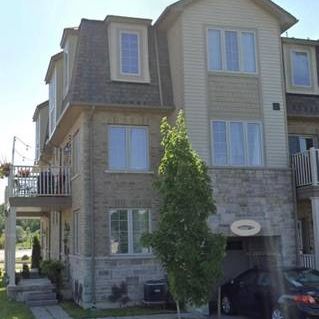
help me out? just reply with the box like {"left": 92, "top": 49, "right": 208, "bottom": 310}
{"left": 176, "top": 300, "right": 181, "bottom": 319}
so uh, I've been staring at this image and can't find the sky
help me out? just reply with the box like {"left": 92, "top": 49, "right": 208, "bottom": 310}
{"left": 0, "top": 0, "right": 318, "bottom": 203}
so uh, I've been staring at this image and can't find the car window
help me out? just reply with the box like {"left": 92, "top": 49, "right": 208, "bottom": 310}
{"left": 236, "top": 270, "right": 257, "bottom": 286}
{"left": 284, "top": 269, "right": 319, "bottom": 287}
{"left": 257, "top": 272, "right": 272, "bottom": 287}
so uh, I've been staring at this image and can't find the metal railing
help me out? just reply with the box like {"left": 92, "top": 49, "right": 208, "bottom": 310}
{"left": 292, "top": 148, "right": 319, "bottom": 188}
{"left": 11, "top": 166, "right": 71, "bottom": 197}
{"left": 300, "top": 254, "right": 316, "bottom": 269}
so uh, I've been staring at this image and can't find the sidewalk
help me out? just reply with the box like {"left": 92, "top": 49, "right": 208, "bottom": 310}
{"left": 30, "top": 306, "right": 246, "bottom": 319}
{"left": 30, "top": 305, "right": 72, "bottom": 319}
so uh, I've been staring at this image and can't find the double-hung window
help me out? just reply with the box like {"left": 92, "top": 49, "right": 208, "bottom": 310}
{"left": 120, "top": 32, "right": 140, "bottom": 76}
{"left": 291, "top": 50, "right": 311, "bottom": 87}
{"left": 108, "top": 126, "right": 149, "bottom": 171}
{"left": 72, "top": 131, "right": 80, "bottom": 175}
{"left": 73, "top": 211, "right": 80, "bottom": 255}
{"left": 208, "top": 29, "right": 257, "bottom": 73}
{"left": 110, "top": 209, "right": 150, "bottom": 255}
{"left": 212, "top": 121, "right": 263, "bottom": 167}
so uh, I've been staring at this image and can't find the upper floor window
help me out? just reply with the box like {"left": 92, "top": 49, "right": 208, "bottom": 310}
{"left": 291, "top": 50, "right": 311, "bottom": 87}
{"left": 208, "top": 29, "right": 257, "bottom": 74}
{"left": 108, "top": 22, "right": 150, "bottom": 83}
{"left": 120, "top": 32, "right": 140, "bottom": 75}
{"left": 211, "top": 121, "right": 263, "bottom": 167}
{"left": 49, "top": 70, "right": 57, "bottom": 136}
{"left": 110, "top": 209, "right": 150, "bottom": 255}
{"left": 63, "top": 51, "right": 69, "bottom": 94}
{"left": 108, "top": 126, "right": 149, "bottom": 171}
{"left": 289, "top": 135, "right": 313, "bottom": 155}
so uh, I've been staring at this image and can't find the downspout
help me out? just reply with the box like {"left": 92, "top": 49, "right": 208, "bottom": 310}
{"left": 89, "top": 106, "right": 96, "bottom": 306}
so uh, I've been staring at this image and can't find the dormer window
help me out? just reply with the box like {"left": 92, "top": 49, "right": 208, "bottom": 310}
{"left": 291, "top": 50, "right": 311, "bottom": 87}
{"left": 108, "top": 21, "right": 150, "bottom": 83}
{"left": 49, "top": 69, "right": 57, "bottom": 136}
{"left": 120, "top": 32, "right": 140, "bottom": 76}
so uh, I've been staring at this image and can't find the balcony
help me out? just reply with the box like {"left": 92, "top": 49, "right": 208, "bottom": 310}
{"left": 292, "top": 148, "right": 319, "bottom": 199}
{"left": 8, "top": 165, "right": 72, "bottom": 212}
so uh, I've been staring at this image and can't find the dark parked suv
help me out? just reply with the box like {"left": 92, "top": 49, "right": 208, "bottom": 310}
{"left": 217, "top": 267, "right": 319, "bottom": 318}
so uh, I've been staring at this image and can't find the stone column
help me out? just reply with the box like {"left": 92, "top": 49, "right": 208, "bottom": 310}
{"left": 7, "top": 207, "right": 16, "bottom": 287}
{"left": 311, "top": 197, "right": 319, "bottom": 269}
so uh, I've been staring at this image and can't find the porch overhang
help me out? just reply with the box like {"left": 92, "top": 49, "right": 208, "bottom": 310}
{"left": 9, "top": 196, "right": 72, "bottom": 211}
{"left": 296, "top": 186, "right": 319, "bottom": 201}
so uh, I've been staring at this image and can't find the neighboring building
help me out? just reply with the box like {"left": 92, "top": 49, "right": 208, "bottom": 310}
{"left": 284, "top": 37, "right": 319, "bottom": 269}
{"left": 6, "top": 0, "right": 318, "bottom": 309}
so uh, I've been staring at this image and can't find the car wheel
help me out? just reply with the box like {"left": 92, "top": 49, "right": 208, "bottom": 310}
{"left": 221, "top": 295, "right": 234, "bottom": 315}
{"left": 271, "top": 307, "right": 285, "bottom": 319}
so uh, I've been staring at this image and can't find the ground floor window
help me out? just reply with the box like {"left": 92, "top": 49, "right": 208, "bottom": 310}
{"left": 73, "top": 211, "right": 80, "bottom": 255}
{"left": 110, "top": 209, "right": 150, "bottom": 255}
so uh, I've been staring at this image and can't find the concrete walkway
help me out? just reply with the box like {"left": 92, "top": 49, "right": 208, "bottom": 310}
{"left": 30, "top": 305, "right": 72, "bottom": 319}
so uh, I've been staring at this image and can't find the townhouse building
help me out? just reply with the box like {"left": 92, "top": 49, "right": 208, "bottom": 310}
{"left": 5, "top": 0, "right": 319, "bottom": 309}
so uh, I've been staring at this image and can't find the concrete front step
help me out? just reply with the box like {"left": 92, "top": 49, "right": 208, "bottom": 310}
{"left": 27, "top": 299, "right": 58, "bottom": 307}
{"left": 24, "top": 291, "right": 57, "bottom": 301}
{"left": 15, "top": 278, "right": 58, "bottom": 305}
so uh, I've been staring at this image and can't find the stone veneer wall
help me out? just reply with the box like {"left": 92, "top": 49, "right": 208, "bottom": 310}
{"left": 208, "top": 168, "right": 298, "bottom": 267}
{"left": 94, "top": 257, "right": 163, "bottom": 308}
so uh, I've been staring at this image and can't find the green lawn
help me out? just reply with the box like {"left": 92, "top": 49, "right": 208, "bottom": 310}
{"left": 0, "top": 287, "right": 34, "bottom": 319}
{"left": 62, "top": 302, "right": 174, "bottom": 319}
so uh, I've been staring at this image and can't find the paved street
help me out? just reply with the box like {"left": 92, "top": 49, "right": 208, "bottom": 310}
{"left": 0, "top": 248, "right": 32, "bottom": 261}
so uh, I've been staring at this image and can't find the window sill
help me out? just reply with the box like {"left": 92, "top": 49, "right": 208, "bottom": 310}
{"left": 209, "top": 165, "right": 265, "bottom": 170}
{"left": 208, "top": 70, "right": 258, "bottom": 78}
{"left": 107, "top": 254, "right": 154, "bottom": 260}
{"left": 105, "top": 170, "right": 154, "bottom": 175}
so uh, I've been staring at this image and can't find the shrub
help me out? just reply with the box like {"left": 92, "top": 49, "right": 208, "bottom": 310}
{"left": 21, "top": 264, "right": 30, "bottom": 279}
{"left": 31, "top": 236, "right": 41, "bottom": 269}
{"left": 108, "top": 281, "right": 130, "bottom": 306}
{"left": 21, "top": 255, "right": 29, "bottom": 261}
{"left": 40, "top": 260, "right": 64, "bottom": 295}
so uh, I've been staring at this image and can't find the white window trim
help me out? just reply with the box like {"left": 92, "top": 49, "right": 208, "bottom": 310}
{"left": 290, "top": 49, "right": 312, "bottom": 88}
{"left": 211, "top": 120, "right": 264, "bottom": 168}
{"left": 108, "top": 125, "right": 150, "bottom": 172}
{"left": 109, "top": 208, "right": 152, "bottom": 256}
{"left": 73, "top": 210, "right": 80, "bottom": 255}
{"left": 63, "top": 50, "right": 69, "bottom": 96}
{"left": 49, "top": 69, "right": 57, "bottom": 137}
{"left": 35, "top": 116, "right": 41, "bottom": 160}
{"left": 207, "top": 28, "right": 258, "bottom": 75}
{"left": 119, "top": 31, "right": 141, "bottom": 77}
{"left": 72, "top": 130, "right": 80, "bottom": 176}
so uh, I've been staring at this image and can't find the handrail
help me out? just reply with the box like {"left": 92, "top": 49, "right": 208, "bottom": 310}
{"left": 11, "top": 165, "right": 71, "bottom": 197}
{"left": 292, "top": 148, "right": 319, "bottom": 188}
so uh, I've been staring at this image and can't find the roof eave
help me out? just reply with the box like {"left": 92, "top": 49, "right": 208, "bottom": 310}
{"left": 44, "top": 52, "right": 63, "bottom": 84}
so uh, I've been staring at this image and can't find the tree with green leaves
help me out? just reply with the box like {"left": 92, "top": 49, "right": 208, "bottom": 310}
{"left": 143, "top": 111, "right": 226, "bottom": 318}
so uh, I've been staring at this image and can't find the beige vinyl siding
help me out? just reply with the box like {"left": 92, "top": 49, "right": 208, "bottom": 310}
{"left": 167, "top": 17, "right": 184, "bottom": 109}
{"left": 208, "top": 75, "right": 261, "bottom": 120}
{"left": 180, "top": 0, "right": 288, "bottom": 167}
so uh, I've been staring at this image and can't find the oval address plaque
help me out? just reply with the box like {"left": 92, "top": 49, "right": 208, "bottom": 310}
{"left": 230, "top": 220, "right": 261, "bottom": 237}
